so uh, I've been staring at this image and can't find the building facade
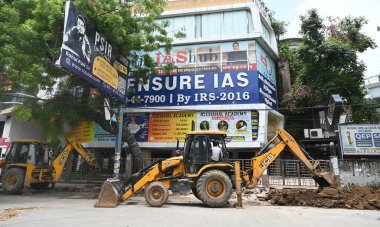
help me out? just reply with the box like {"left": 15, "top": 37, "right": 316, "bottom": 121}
{"left": 83, "top": 0, "right": 284, "bottom": 161}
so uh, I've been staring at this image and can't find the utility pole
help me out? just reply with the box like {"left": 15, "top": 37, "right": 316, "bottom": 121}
{"left": 113, "top": 103, "right": 123, "bottom": 179}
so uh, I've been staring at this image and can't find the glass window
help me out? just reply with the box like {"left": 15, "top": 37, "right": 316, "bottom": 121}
{"left": 5, "top": 143, "right": 30, "bottom": 164}
{"left": 222, "top": 11, "right": 250, "bottom": 36}
{"left": 261, "top": 21, "right": 271, "bottom": 44}
{"left": 161, "top": 10, "right": 254, "bottom": 41}
{"left": 191, "top": 136, "right": 208, "bottom": 162}
{"left": 202, "top": 13, "right": 221, "bottom": 39}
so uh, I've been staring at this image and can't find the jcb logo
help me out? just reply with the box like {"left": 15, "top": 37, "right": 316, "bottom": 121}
{"left": 59, "top": 151, "right": 68, "bottom": 165}
{"left": 165, "top": 161, "right": 172, "bottom": 167}
{"left": 259, "top": 153, "right": 274, "bottom": 168}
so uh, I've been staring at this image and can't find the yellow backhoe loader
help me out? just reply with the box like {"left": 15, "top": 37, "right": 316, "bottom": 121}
{"left": 0, "top": 136, "right": 96, "bottom": 194}
{"left": 95, "top": 129, "right": 336, "bottom": 208}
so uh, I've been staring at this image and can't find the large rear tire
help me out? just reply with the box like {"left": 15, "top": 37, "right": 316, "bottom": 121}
{"left": 145, "top": 181, "right": 169, "bottom": 207}
{"left": 1, "top": 168, "right": 26, "bottom": 194}
{"left": 30, "top": 182, "right": 50, "bottom": 190}
{"left": 196, "top": 170, "right": 232, "bottom": 208}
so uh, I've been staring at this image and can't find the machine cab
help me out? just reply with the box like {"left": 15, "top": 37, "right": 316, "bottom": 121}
{"left": 3, "top": 140, "right": 48, "bottom": 167}
{"left": 183, "top": 131, "right": 228, "bottom": 174}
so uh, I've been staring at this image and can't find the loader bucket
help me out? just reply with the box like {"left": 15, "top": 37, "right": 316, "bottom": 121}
{"left": 313, "top": 172, "right": 336, "bottom": 188}
{"left": 94, "top": 179, "right": 123, "bottom": 208}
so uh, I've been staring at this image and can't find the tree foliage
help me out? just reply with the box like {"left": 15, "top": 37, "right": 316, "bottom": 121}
{"left": 280, "top": 9, "right": 378, "bottom": 122}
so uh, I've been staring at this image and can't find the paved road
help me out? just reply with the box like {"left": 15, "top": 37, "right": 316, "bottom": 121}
{"left": 0, "top": 189, "right": 379, "bottom": 227}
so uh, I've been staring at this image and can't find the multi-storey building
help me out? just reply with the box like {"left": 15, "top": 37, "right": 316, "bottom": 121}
{"left": 85, "top": 0, "right": 283, "bottom": 161}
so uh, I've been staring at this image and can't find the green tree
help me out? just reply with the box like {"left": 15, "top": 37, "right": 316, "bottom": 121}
{"left": 281, "top": 9, "right": 378, "bottom": 123}
{"left": 0, "top": 0, "right": 179, "bottom": 170}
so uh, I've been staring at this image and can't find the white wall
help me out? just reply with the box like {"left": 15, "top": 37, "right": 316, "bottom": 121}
{"left": 3, "top": 116, "right": 45, "bottom": 142}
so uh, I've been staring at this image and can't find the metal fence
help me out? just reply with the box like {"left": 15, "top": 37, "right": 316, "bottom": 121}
{"left": 65, "top": 155, "right": 331, "bottom": 188}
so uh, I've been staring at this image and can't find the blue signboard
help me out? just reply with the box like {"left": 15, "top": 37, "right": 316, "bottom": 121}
{"left": 355, "top": 133, "right": 373, "bottom": 147}
{"left": 126, "top": 70, "right": 260, "bottom": 107}
{"left": 258, "top": 73, "right": 277, "bottom": 109}
{"left": 58, "top": 1, "right": 129, "bottom": 102}
{"left": 373, "top": 133, "right": 380, "bottom": 147}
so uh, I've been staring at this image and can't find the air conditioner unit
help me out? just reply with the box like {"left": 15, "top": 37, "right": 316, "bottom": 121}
{"left": 309, "top": 128, "right": 324, "bottom": 139}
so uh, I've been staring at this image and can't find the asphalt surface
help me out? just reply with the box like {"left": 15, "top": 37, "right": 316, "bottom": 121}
{"left": 0, "top": 186, "right": 379, "bottom": 227}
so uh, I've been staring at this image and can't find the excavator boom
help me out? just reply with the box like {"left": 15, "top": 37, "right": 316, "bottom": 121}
{"left": 243, "top": 129, "right": 335, "bottom": 189}
{"left": 51, "top": 136, "right": 96, "bottom": 182}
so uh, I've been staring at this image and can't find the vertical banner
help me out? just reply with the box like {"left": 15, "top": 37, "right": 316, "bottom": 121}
{"left": 196, "top": 111, "right": 252, "bottom": 142}
{"left": 256, "top": 43, "right": 276, "bottom": 85}
{"left": 251, "top": 111, "right": 259, "bottom": 141}
{"left": 148, "top": 112, "right": 196, "bottom": 142}
{"left": 58, "top": 1, "right": 129, "bottom": 102}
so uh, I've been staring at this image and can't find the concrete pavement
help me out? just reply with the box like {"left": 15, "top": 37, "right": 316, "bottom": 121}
{"left": 0, "top": 187, "right": 379, "bottom": 227}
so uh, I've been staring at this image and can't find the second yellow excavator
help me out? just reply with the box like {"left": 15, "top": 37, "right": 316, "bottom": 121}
{"left": 0, "top": 136, "right": 96, "bottom": 194}
{"left": 95, "top": 129, "right": 335, "bottom": 208}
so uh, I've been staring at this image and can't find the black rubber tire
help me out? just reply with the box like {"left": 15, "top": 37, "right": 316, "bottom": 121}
{"left": 196, "top": 170, "right": 232, "bottom": 208}
{"left": 145, "top": 181, "right": 169, "bottom": 207}
{"left": 1, "top": 168, "right": 26, "bottom": 194}
{"left": 191, "top": 186, "right": 201, "bottom": 200}
{"left": 30, "top": 182, "right": 50, "bottom": 190}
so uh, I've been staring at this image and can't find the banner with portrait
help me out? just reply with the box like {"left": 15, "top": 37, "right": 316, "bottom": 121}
{"left": 58, "top": 1, "right": 129, "bottom": 102}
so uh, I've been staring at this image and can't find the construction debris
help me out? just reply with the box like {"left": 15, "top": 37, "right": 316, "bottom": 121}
{"left": 269, "top": 184, "right": 380, "bottom": 210}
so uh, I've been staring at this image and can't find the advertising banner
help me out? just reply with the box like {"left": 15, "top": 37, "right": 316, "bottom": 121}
{"left": 58, "top": 1, "right": 129, "bottom": 102}
{"left": 127, "top": 70, "right": 277, "bottom": 109}
{"left": 339, "top": 124, "right": 380, "bottom": 156}
{"left": 124, "top": 114, "right": 149, "bottom": 142}
{"left": 135, "top": 41, "right": 258, "bottom": 75}
{"left": 197, "top": 111, "right": 252, "bottom": 142}
{"left": 93, "top": 123, "right": 115, "bottom": 143}
{"left": 127, "top": 70, "right": 259, "bottom": 107}
{"left": 148, "top": 112, "right": 196, "bottom": 142}
{"left": 256, "top": 42, "right": 276, "bottom": 85}
{"left": 70, "top": 121, "right": 95, "bottom": 143}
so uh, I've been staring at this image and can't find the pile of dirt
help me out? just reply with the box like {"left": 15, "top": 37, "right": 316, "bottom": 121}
{"left": 269, "top": 184, "right": 380, "bottom": 210}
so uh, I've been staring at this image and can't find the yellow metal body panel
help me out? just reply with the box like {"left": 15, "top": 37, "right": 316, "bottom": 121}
{"left": 186, "top": 163, "right": 233, "bottom": 178}
{"left": 121, "top": 158, "right": 184, "bottom": 201}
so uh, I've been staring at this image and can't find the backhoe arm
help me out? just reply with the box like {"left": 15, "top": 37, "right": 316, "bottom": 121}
{"left": 66, "top": 136, "right": 96, "bottom": 165}
{"left": 244, "top": 129, "right": 335, "bottom": 189}
{"left": 51, "top": 136, "right": 96, "bottom": 182}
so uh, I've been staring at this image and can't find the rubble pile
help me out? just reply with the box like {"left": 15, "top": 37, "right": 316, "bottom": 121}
{"left": 269, "top": 184, "right": 380, "bottom": 210}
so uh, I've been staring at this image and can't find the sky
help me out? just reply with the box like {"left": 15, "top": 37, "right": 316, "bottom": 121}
{"left": 265, "top": 0, "right": 380, "bottom": 78}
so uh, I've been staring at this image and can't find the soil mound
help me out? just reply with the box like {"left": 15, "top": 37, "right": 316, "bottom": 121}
{"left": 269, "top": 184, "right": 380, "bottom": 210}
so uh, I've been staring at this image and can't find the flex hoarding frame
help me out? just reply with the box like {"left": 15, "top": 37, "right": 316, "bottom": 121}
{"left": 57, "top": 1, "right": 129, "bottom": 102}
{"left": 338, "top": 124, "right": 380, "bottom": 156}
{"left": 126, "top": 41, "right": 278, "bottom": 109}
